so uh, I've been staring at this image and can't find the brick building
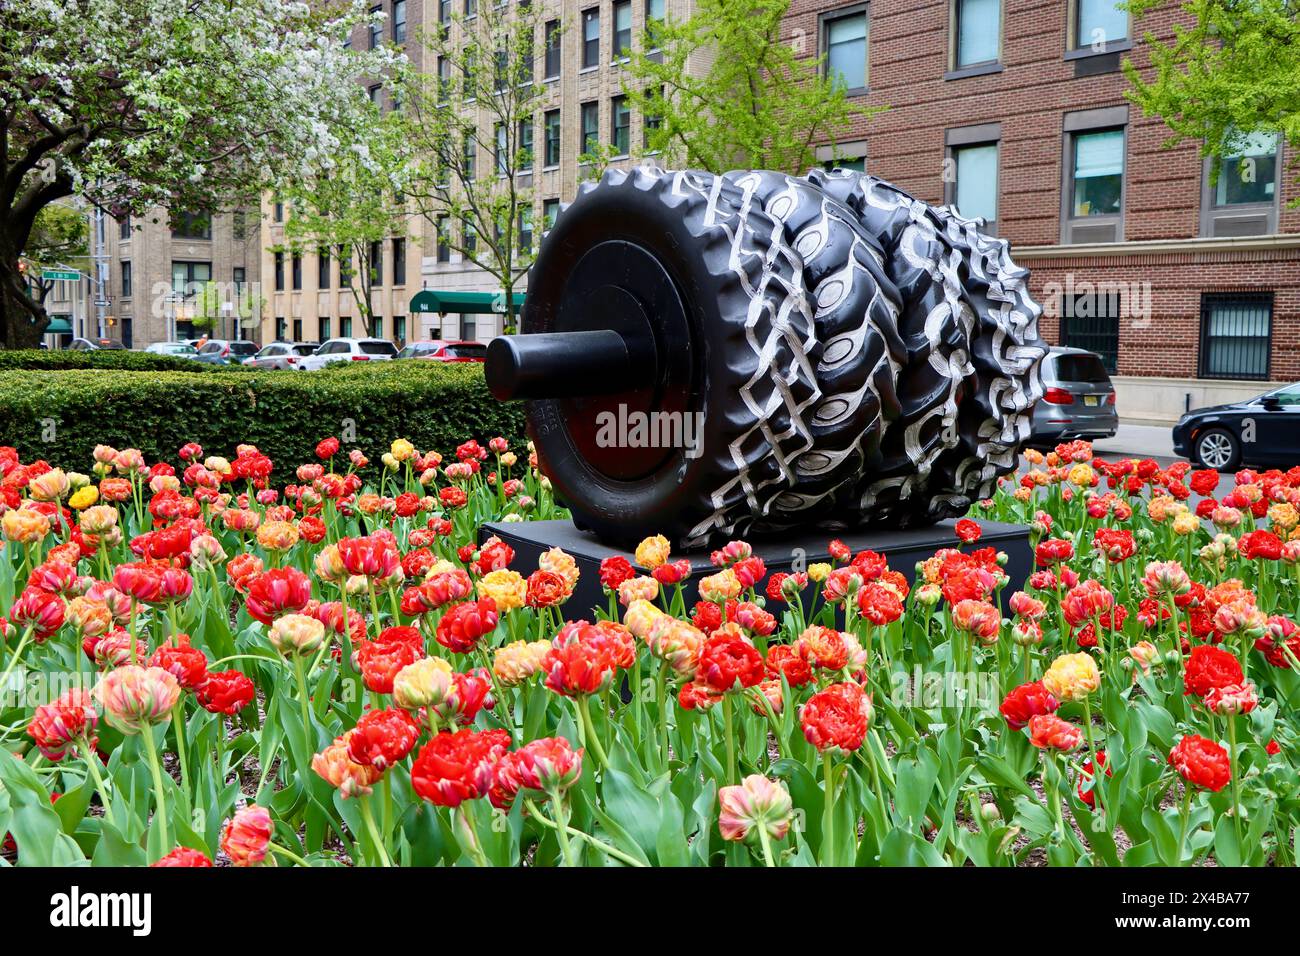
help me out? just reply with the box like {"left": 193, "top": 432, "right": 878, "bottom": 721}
{"left": 785, "top": 0, "right": 1299, "bottom": 422}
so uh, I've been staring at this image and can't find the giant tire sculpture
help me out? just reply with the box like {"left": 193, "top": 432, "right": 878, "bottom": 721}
{"left": 486, "top": 165, "right": 1048, "bottom": 549}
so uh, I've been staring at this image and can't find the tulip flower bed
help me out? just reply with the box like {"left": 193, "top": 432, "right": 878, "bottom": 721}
{"left": 1, "top": 436, "right": 1298, "bottom": 868}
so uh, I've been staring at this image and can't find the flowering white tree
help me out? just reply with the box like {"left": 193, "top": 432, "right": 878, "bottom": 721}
{"left": 0, "top": 0, "right": 401, "bottom": 347}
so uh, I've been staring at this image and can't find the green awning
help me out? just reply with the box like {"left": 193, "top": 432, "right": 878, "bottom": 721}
{"left": 409, "top": 289, "right": 524, "bottom": 315}
{"left": 45, "top": 317, "right": 73, "bottom": 334}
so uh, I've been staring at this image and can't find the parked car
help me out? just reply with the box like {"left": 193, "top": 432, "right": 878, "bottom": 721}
{"left": 192, "top": 339, "right": 260, "bottom": 365}
{"left": 144, "top": 341, "right": 199, "bottom": 357}
{"left": 296, "top": 337, "right": 399, "bottom": 370}
{"left": 242, "top": 342, "right": 319, "bottom": 370}
{"left": 1172, "top": 382, "right": 1300, "bottom": 470}
{"left": 395, "top": 339, "right": 487, "bottom": 363}
{"left": 67, "top": 337, "right": 126, "bottom": 350}
{"left": 1028, "top": 347, "right": 1119, "bottom": 446}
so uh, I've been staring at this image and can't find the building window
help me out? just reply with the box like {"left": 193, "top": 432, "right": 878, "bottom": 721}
{"left": 318, "top": 247, "right": 331, "bottom": 288}
{"left": 373, "top": 315, "right": 383, "bottom": 338}
{"left": 233, "top": 267, "right": 246, "bottom": 292}
{"left": 580, "top": 101, "right": 599, "bottom": 156}
{"left": 172, "top": 261, "right": 212, "bottom": 299}
{"left": 320, "top": 316, "right": 331, "bottom": 341}
{"left": 1070, "top": 128, "right": 1124, "bottom": 218}
{"left": 823, "top": 155, "right": 865, "bottom": 171}
{"left": 392, "top": 237, "right": 406, "bottom": 285}
{"left": 646, "top": 0, "right": 665, "bottom": 45}
{"left": 341, "top": 316, "right": 353, "bottom": 338}
{"left": 1201, "top": 131, "right": 1281, "bottom": 237}
{"left": 465, "top": 0, "right": 476, "bottom": 16}
{"left": 369, "top": 5, "right": 382, "bottom": 47}
{"left": 1061, "top": 291, "right": 1121, "bottom": 373}
{"left": 953, "top": 0, "right": 1000, "bottom": 68}
{"left": 611, "top": 96, "right": 631, "bottom": 155}
{"left": 582, "top": 8, "right": 600, "bottom": 69}
{"left": 519, "top": 205, "right": 534, "bottom": 253}
{"left": 392, "top": 0, "right": 406, "bottom": 42}
{"left": 274, "top": 202, "right": 284, "bottom": 222}
{"left": 1200, "top": 293, "right": 1273, "bottom": 381}
{"left": 644, "top": 88, "right": 664, "bottom": 148}
{"left": 339, "top": 245, "right": 353, "bottom": 285}
{"left": 823, "top": 8, "right": 868, "bottom": 92}
{"left": 436, "top": 57, "right": 451, "bottom": 102}
{"left": 1074, "top": 0, "right": 1127, "bottom": 50}
{"left": 277, "top": 317, "right": 288, "bottom": 340}
{"left": 950, "top": 142, "right": 999, "bottom": 227}
{"left": 274, "top": 251, "right": 284, "bottom": 291}
{"left": 494, "top": 47, "right": 509, "bottom": 92}
{"left": 1215, "top": 131, "right": 1278, "bottom": 207}
{"left": 292, "top": 254, "right": 302, "bottom": 290}
{"left": 1061, "top": 112, "right": 1127, "bottom": 244}
{"left": 464, "top": 219, "right": 478, "bottom": 254}
{"left": 464, "top": 133, "right": 477, "bottom": 180}
{"left": 463, "top": 50, "right": 477, "bottom": 99}
{"left": 437, "top": 216, "right": 451, "bottom": 262}
{"left": 171, "top": 211, "right": 211, "bottom": 240}
{"left": 544, "top": 110, "right": 561, "bottom": 166}
{"left": 613, "top": 0, "right": 632, "bottom": 58}
{"left": 543, "top": 198, "right": 560, "bottom": 229}
{"left": 394, "top": 314, "right": 406, "bottom": 344}
{"left": 293, "top": 318, "right": 303, "bottom": 341}
{"left": 120, "top": 262, "right": 132, "bottom": 298}
{"left": 368, "top": 240, "right": 382, "bottom": 284}
{"left": 232, "top": 211, "right": 246, "bottom": 240}
{"left": 545, "top": 20, "right": 562, "bottom": 78}
{"left": 439, "top": 0, "right": 450, "bottom": 22}
{"left": 118, "top": 216, "right": 131, "bottom": 240}
{"left": 462, "top": 316, "right": 477, "bottom": 341}
{"left": 520, "top": 119, "right": 534, "bottom": 172}
{"left": 369, "top": 84, "right": 382, "bottom": 107}
{"left": 496, "top": 123, "right": 509, "bottom": 175}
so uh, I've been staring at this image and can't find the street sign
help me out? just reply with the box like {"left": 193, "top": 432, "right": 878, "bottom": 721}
{"left": 41, "top": 269, "right": 81, "bottom": 282}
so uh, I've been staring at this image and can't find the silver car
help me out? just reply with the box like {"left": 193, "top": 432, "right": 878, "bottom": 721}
{"left": 1028, "top": 347, "right": 1119, "bottom": 446}
{"left": 242, "top": 342, "right": 319, "bottom": 370}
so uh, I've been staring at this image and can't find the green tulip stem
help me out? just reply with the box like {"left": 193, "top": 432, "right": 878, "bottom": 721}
{"left": 140, "top": 725, "right": 171, "bottom": 856}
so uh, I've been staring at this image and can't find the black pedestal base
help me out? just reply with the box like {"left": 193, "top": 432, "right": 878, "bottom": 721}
{"left": 480, "top": 518, "right": 1033, "bottom": 622}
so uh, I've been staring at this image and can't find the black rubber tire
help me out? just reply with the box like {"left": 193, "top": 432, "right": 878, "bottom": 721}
{"left": 521, "top": 165, "right": 1047, "bottom": 548}
{"left": 1194, "top": 427, "right": 1241, "bottom": 471}
{"left": 718, "top": 170, "right": 906, "bottom": 530}
{"left": 814, "top": 169, "right": 1047, "bottom": 525}
{"left": 523, "top": 165, "right": 821, "bottom": 549}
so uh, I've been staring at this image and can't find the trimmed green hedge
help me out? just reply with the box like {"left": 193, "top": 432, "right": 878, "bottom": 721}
{"left": 0, "top": 349, "right": 243, "bottom": 373}
{"left": 0, "top": 361, "right": 526, "bottom": 471}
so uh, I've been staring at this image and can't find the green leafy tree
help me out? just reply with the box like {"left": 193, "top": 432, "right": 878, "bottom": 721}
{"left": 1124, "top": 0, "right": 1300, "bottom": 191}
{"left": 20, "top": 203, "right": 89, "bottom": 308}
{"left": 397, "top": 1, "right": 550, "bottom": 331}
{"left": 621, "top": 0, "right": 879, "bottom": 173}
{"left": 278, "top": 111, "right": 413, "bottom": 338}
{"left": 0, "top": 0, "right": 397, "bottom": 347}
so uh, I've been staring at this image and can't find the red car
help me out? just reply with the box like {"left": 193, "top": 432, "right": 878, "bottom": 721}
{"left": 395, "top": 339, "right": 487, "bottom": 363}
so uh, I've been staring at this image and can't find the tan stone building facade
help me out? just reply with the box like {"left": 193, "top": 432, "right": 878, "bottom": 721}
{"left": 93, "top": 208, "right": 262, "bottom": 347}
{"left": 260, "top": 0, "right": 688, "bottom": 347}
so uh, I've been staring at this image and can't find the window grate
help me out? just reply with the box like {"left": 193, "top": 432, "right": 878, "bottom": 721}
{"left": 1061, "top": 292, "right": 1120, "bottom": 372}
{"left": 1199, "top": 292, "right": 1272, "bottom": 381}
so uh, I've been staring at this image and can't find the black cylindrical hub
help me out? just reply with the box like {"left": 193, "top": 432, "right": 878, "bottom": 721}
{"left": 485, "top": 329, "right": 657, "bottom": 401}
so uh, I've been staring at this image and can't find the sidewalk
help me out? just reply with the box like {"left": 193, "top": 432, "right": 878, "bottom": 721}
{"left": 1090, "top": 422, "right": 1179, "bottom": 462}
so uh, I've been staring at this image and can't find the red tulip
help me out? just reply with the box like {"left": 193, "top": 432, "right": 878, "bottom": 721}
{"left": 410, "top": 728, "right": 511, "bottom": 807}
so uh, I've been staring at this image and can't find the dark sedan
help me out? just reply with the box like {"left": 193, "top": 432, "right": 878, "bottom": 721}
{"left": 1172, "top": 382, "right": 1300, "bottom": 469}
